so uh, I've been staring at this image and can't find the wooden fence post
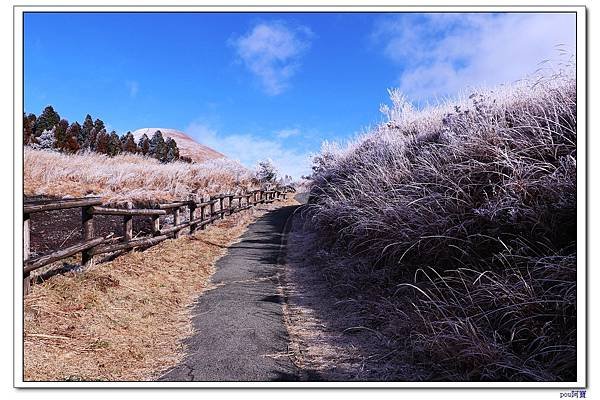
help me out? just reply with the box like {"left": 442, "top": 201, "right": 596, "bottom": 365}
{"left": 211, "top": 197, "right": 216, "bottom": 221}
{"left": 151, "top": 215, "right": 160, "bottom": 236}
{"left": 229, "top": 195, "right": 234, "bottom": 215}
{"left": 200, "top": 204, "right": 207, "bottom": 230}
{"left": 173, "top": 207, "right": 181, "bottom": 238}
{"left": 23, "top": 213, "right": 31, "bottom": 295}
{"left": 219, "top": 196, "right": 224, "bottom": 219}
{"left": 123, "top": 202, "right": 133, "bottom": 243}
{"left": 81, "top": 205, "right": 95, "bottom": 269}
{"left": 189, "top": 202, "right": 197, "bottom": 234}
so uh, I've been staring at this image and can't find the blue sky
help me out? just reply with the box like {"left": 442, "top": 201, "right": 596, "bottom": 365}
{"left": 24, "top": 12, "right": 576, "bottom": 178}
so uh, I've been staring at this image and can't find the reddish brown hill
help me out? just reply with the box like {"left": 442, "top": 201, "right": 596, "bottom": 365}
{"left": 132, "top": 128, "right": 224, "bottom": 163}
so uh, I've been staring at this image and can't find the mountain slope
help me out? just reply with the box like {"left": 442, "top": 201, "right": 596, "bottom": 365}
{"left": 132, "top": 128, "right": 225, "bottom": 163}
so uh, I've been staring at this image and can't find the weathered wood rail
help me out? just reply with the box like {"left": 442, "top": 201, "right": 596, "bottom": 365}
{"left": 23, "top": 188, "right": 290, "bottom": 295}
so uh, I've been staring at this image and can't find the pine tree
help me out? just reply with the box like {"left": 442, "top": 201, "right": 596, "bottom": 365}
{"left": 87, "top": 127, "right": 98, "bottom": 151}
{"left": 165, "top": 138, "right": 180, "bottom": 162}
{"left": 64, "top": 122, "right": 82, "bottom": 153}
{"left": 23, "top": 113, "right": 36, "bottom": 145}
{"left": 32, "top": 128, "right": 57, "bottom": 150}
{"left": 34, "top": 106, "right": 60, "bottom": 136}
{"left": 137, "top": 133, "right": 150, "bottom": 155}
{"left": 121, "top": 132, "right": 137, "bottom": 153}
{"left": 80, "top": 114, "right": 94, "bottom": 147}
{"left": 107, "top": 131, "right": 122, "bottom": 156}
{"left": 93, "top": 118, "right": 105, "bottom": 133}
{"left": 95, "top": 129, "right": 110, "bottom": 154}
{"left": 149, "top": 130, "right": 167, "bottom": 161}
{"left": 64, "top": 135, "right": 80, "bottom": 154}
{"left": 54, "top": 119, "right": 70, "bottom": 151}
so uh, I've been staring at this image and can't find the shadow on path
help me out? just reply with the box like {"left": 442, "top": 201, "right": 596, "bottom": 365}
{"left": 159, "top": 205, "right": 300, "bottom": 382}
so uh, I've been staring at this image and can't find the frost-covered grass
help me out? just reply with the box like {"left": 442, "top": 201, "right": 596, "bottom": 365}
{"left": 24, "top": 148, "right": 254, "bottom": 205}
{"left": 304, "top": 71, "right": 577, "bottom": 381}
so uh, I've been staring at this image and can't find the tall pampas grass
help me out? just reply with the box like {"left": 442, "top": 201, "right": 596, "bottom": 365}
{"left": 303, "top": 67, "right": 577, "bottom": 381}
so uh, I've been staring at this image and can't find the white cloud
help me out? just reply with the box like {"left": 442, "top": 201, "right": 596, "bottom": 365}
{"left": 126, "top": 80, "right": 139, "bottom": 98}
{"left": 275, "top": 128, "right": 301, "bottom": 138}
{"left": 231, "top": 21, "right": 313, "bottom": 95}
{"left": 374, "top": 13, "right": 576, "bottom": 100}
{"left": 186, "top": 122, "right": 312, "bottom": 180}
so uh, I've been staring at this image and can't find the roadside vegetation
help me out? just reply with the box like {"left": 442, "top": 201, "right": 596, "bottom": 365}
{"left": 24, "top": 200, "right": 297, "bottom": 381}
{"left": 24, "top": 147, "right": 252, "bottom": 205}
{"left": 299, "top": 67, "right": 577, "bottom": 381}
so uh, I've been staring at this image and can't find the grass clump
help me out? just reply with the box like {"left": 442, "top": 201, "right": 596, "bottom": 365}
{"left": 303, "top": 69, "right": 577, "bottom": 381}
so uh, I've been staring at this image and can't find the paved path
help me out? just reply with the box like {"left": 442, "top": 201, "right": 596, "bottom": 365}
{"left": 160, "top": 204, "right": 300, "bottom": 382}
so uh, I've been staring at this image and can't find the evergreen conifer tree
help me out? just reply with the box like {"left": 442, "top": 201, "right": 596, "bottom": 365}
{"left": 165, "top": 138, "right": 180, "bottom": 162}
{"left": 65, "top": 122, "right": 82, "bottom": 153}
{"left": 95, "top": 129, "right": 110, "bottom": 154}
{"left": 54, "top": 119, "right": 70, "bottom": 151}
{"left": 255, "top": 159, "right": 279, "bottom": 187}
{"left": 149, "top": 130, "right": 167, "bottom": 161}
{"left": 34, "top": 106, "right": 60, "bottom": 136}
{"left": 32, "top": 128, "right": 57, "bottom": 150}
{"left": 87, "top": 127, "right": 98, "bottom": 151}
{"left": 23, "top": 113, "right": 36, "bottom": 145}
{"left": 80, "top": 114, "right": 94, "bottom": 147}
{"left": 137, "top": 133, "right": 150, "bottom": 155}
{"left": 121, "top": 132, "right": 137, "bottom": 153}
{"left": 107, "top": 131, "right": 122, "bottom": 156}
{"left": 93, "top": 118, "right": 105, "bottom": 133}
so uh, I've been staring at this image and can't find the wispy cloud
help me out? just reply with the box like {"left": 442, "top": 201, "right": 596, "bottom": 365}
{"left": 230, "top": 21, "right": 313, "bottom": 95}
{"left": 373, "top": 13, "right": 575, "bottom": 101}
{"left": 275, "top": 128, "right": 301, "bottom": 138}
{"left": 126, "top": 80, "right": 139, "bottom": 98}
{"left": 186, "top": 122, "right": 312, "bottom": 179}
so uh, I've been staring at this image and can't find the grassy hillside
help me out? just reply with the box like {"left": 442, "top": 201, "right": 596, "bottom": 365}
{"left": 24, "top": 148, "right": 253, "bottom": 205}
{"left": 304, "top": 71, "right": 577, "bottom": 381}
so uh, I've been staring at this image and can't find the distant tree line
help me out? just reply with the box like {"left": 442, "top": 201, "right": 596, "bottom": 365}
{"left": 24, "top": 105, "right": 193, "bottom": 163}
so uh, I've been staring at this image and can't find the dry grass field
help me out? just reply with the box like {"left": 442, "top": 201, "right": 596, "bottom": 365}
{"left": 24, "top": 148, "right": 253, "bottom": 205}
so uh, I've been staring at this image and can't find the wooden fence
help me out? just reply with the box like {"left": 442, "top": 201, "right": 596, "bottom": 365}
{"left": 23, "top": 188, "right": 290, "bottom": 295}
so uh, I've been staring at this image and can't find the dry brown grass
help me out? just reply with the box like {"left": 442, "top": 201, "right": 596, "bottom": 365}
{"left": 24, "top": 147, "right": 254, "bottom": 205}
{"left": 23, "top": 200, "right": 294, "bottom": 382}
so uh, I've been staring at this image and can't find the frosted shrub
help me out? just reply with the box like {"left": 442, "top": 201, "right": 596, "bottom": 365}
{"left": 31, "top": 129, "right": 56, "bottom": 150}
{"left": 255, "top": 159, "right": 279, "bottom": 188}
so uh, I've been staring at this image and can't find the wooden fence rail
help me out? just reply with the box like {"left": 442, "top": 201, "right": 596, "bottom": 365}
{"left": 23, "top": 188, "right": 288, "bottom": 295}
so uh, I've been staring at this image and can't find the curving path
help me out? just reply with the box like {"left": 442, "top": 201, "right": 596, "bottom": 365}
{"left": 160, "top": 204, "right": 300, "bottom": 382}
